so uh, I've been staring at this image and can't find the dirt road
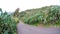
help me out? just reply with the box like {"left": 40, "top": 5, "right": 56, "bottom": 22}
{"left": 17, "top": 22, "right": 60, "bottom": 34}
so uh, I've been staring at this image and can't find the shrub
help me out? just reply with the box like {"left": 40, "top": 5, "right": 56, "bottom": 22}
{"left": 0, "top": 10, "right": 17, "bottom": 34}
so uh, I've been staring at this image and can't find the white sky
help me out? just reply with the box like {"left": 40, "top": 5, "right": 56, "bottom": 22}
{"left": 0, "top": 0, "right": 60, "bottom": 12}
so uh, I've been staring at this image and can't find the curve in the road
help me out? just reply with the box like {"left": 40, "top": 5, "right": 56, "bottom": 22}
{"left": 17, "top": 22, "right": 60, "bottom": 34}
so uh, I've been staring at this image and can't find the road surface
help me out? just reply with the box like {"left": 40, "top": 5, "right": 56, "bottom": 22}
{"left": 17, "top": 21, "right": 60, "bottom": 34}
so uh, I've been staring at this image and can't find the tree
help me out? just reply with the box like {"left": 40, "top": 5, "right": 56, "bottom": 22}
{"left": 0, "top": 8, "right": 3, "bottom": 15}
{"left": 14, "top": 8, "right": 19, "bottom": 17}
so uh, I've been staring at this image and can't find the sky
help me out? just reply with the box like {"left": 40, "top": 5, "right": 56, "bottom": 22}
{"left": 0, "top": 0, "right": 60, "bottom": 12}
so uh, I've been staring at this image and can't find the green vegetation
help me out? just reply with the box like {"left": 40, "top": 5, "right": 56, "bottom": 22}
{"left": 20, "top": 5, "right": 60, "bottom": 26}
{"left": 0, "top": 5, "right": 60, "bottom": 34}
{"left": 0, "top": 8, "right": 19, "bottom": 34}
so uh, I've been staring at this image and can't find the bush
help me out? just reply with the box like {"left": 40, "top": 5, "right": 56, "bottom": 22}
{"left": 0, "top": 11, "right": 17, "bottom": 34}
{"left": 21, "top": 5, "right": 60, "bottom": 25}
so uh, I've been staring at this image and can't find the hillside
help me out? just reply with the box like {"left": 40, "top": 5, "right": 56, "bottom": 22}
{"left": 0, "top": 5, "right": 60, "bottom": 34}
{"left": 19, "top": 5, "right": 60, "bottom": 26}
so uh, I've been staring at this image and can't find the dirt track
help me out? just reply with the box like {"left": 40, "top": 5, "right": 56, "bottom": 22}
{"left": 17, "top": 22, "right": 60, "bottom": 34}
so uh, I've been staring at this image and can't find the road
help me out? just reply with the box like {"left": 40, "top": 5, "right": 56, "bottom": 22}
{"left": 17, "top": 21, "right": 60, "bottom": 34}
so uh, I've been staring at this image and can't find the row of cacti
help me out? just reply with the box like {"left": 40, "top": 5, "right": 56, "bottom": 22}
{"left": 21, "top": 5, "right": 60, "bottom": 25}
{"left": 0, "top": 8, "right": 18, "bottom": 34}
